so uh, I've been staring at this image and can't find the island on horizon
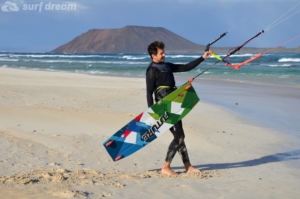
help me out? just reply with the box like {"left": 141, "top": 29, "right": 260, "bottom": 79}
{"left": 51, "top": 25, "right": 300, "bottom": 54}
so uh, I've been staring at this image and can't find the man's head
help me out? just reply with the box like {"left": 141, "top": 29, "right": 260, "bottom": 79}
{"left": 148, "top": 41, "right": 165, "bottom": 63}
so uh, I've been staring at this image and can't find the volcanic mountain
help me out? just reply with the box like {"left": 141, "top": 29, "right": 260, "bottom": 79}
{"left": 52, "top": 25, "right": 300, "bottom": 54}
{"left": 52, "top": 26, "right": 206, "bottom": 54}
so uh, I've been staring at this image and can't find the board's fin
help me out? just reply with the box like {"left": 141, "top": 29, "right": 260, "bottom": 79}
{"left": 184, "top": 84, "right": 192, "bottom": 90}
{"left": 105, "top": 140, "right": 114, "bottom": 147}
{"left": 115, "top": 154, "right": 123, "bottom": 161}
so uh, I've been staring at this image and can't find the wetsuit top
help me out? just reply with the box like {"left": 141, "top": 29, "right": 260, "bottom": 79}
{"left": 146, "top": 56, "right": 205, "bottom": 107}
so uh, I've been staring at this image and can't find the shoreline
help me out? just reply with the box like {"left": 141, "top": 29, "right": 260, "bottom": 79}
{"left": 3, "top": 65, "right": 300, "bottom": 88}
{"left": 1, "top": 67, "right": 299, "bottom": 198}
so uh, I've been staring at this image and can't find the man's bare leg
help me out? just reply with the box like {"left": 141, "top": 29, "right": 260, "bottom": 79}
{"left": 161, "top": 161, "right": 178, "bottom": 175}
{"left": 184, "top": 162, "right": 201, "bottom": 173}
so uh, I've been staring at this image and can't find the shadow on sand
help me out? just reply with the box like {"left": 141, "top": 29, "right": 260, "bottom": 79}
{"left": 168, "top": 149, "right": 300, "bottom": 171}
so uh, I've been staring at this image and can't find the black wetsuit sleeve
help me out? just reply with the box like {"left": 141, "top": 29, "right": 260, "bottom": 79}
{"left": 146, "top": 67, "right": 157, "bottom": 107}
{"left": 170, "top": 56, "right": 205, "bottom": 72}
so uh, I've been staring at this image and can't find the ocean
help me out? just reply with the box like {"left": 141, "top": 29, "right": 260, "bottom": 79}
{"left": 1, "top": 52, "right": 300, "bottom": 86}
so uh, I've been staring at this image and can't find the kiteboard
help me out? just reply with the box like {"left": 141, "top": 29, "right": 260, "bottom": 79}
{"left": 103, "top": 81, "right": 199, "bottom": 161}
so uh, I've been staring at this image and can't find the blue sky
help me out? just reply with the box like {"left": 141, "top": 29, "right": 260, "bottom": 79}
{"left": 1, "top": 0, "right": 300, "bottom": 52}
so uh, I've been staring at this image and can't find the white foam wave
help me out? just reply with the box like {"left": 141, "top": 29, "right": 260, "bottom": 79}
{"left": 168, "top": 55, "right": 199, "bottom": 58}
{"left": 282, "top": 64, "right": 292, "bottom": 67}
{"left": 0, "top": 58, "right": 18, "bottom": 61}
{"left": 8, "top": 54, "right": 120, "bottom": 59}
{"left": 25, "top": 59, "right": 148, "bottom": 65}
{"left": 231, "top": 53, "right": 254, "bottom": 57}
{"left": 82, "top": 70, "right": 110, "bottom": 75}
{"left": 269, "top": 64, "right": 291, "bottom": 67}
{"left": 278, "top": 58, "right": 300, "bottom": 62}
{"left": 279, "top": 75, "right": 290, "bottom": 78}
{"left": 122, "top": 55, "right": 147, "bottom": 60}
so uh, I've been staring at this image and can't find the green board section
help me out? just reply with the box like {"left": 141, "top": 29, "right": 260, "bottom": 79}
{"left": 150, "top": 81, "right": 199, "bottom": 124}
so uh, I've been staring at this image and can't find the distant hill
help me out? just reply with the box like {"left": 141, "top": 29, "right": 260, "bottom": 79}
{"left": 52, "top": 26, "right": 300, "bottom": 54}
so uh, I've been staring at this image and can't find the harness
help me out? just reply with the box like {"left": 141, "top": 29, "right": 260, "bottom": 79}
{"left": 154, "top": 85, "right": 177, "bottom": 102}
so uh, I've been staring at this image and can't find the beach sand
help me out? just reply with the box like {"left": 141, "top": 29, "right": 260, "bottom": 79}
{"left": 0, "top": 67, "right": 299, "bottom": 199}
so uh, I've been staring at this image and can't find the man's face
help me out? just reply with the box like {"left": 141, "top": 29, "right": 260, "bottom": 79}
{"left": 152, "top": 48, "right": 165, "bottom": 63}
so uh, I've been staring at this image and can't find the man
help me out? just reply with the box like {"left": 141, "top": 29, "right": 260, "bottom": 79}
{"left": 146, "top": 41, "right": 212, "bottom": 175}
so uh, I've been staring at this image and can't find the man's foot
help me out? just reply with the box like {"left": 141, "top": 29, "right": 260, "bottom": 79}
{"left": 184, "top": 162, "right": 201, "bottom": 173}
{"left": 161, "top": 161, "right": 178, "bottom": 176}
{"left": 161, "top": 167, "right": 178, "bottom": 175}
{"left": 186, "top": 166, "right": 201, "bottom": 173}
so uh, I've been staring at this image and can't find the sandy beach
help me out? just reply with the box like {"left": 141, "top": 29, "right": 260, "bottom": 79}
{"left": 0, "top": 67, "right": 299, "bottom": 199}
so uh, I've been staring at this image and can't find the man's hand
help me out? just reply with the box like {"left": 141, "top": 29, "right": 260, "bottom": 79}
{"left": 202, "top": 50, "right": 213, "bottom": 59}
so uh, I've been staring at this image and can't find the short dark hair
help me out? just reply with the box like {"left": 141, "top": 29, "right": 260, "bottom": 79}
{"left": 148, "top": 41, "right": 165, "bottom": 58}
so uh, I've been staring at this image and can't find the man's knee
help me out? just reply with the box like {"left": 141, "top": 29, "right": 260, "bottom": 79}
{"left": 172, "top": 130, "right": 185, "bottom": 145}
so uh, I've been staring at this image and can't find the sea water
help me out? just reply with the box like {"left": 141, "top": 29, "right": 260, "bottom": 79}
{"left": 1, "top": 52, "right": 300, "bottom": 86}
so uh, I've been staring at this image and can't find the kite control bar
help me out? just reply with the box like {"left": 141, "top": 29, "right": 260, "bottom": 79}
{"left": 205, "top": 32, "right": 228, "bottom": 51}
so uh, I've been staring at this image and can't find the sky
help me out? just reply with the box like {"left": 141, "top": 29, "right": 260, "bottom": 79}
{"left": 0, "top": 0, "right": 300, "bottom": 52}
